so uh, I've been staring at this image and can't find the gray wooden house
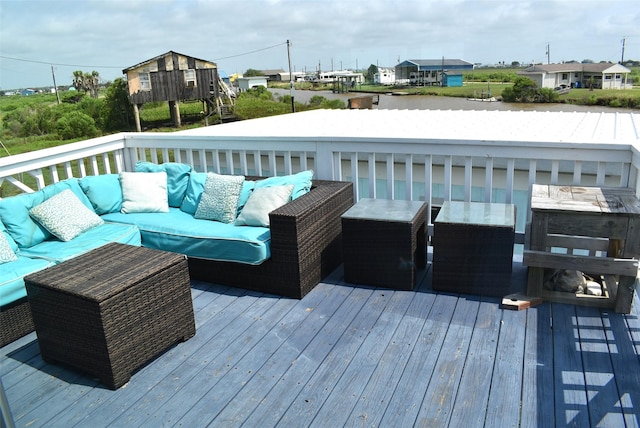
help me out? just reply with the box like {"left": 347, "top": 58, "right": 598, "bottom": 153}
{"left": 123, "top": 51, "right": 234, "bottom": 130}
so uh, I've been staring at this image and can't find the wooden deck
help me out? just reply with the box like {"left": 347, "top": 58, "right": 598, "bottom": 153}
{"left": 2, "top": 260, "right": 639, "bottom": 427}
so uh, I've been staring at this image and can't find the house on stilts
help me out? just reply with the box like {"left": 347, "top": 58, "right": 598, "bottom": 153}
{"left": 122, "top": 51, "right": 235, "bottom": 131}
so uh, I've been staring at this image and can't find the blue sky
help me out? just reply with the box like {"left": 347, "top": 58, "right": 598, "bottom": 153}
{"left": 0, "top": 0, "right": 638, "bottom": 90}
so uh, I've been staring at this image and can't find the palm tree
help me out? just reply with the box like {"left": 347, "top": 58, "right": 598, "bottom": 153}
{"left": 72, "top": 70, "right": 100, "bottom": 98}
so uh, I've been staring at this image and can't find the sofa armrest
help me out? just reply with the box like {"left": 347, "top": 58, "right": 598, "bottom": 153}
{"left": 268, "top": 180, "right": 354, "bottom": 266}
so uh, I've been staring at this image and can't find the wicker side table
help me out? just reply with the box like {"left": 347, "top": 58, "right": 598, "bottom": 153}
{"left": 25, "top": 243, "right": 195, "bottom": 389}
{"left": 433, "top": 201, "right": 516, "bottom": 296}
{"left": 341, "top": 198, "right": 428, "bottom": 290}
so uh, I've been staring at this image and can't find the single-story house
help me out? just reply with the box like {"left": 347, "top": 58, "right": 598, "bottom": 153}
{"left": 374, "top": 67, "right": 396, "bottom": 85}
{"left": 263, "top": 70, "right": 305, "bottom": 82}
{"left": 236, "top": 76, "right": 268, "bottom": 92}
{"left": 261, "top": 69, "right": 287, "bottom": 81}
{"left": 519, "top": 63, "right": 632, "bottom": 89}
{"left": 395, "top": 59, "right": 474, "bottom": 86}
{"left": 20, "top": 89, "right": 36, "bottom": 96}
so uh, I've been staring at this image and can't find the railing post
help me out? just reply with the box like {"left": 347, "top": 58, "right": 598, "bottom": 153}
{"left": 315, "top": 142, "right": 334, "bottom": 180}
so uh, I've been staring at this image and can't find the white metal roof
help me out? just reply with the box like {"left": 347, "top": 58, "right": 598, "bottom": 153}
{"left": 177, "top": 109, "right": 640, "bottom": 145}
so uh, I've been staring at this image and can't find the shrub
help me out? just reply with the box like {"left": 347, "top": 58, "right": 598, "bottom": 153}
{"left": 56, "top": 111, "right": 99, "bottom": 140}
{"left": 100, "top": 78, "right": 135, "bottom": 132}
{"left": 77, "top": 97, "right": 104, "bottom": 128}
{"left": 608, "top": 98, "right": 622, "bottom": 108}
{"left": 537, "top": 88, "right": 559, "bottom": 103}
{"left": 320, "top": 99, "right": 346, "bottom": 109}
{"left": 4, "top": 105, "right": 60, "bottom": 137}
{"left": 309, "top": 95, "right": 326, "bottom": 107}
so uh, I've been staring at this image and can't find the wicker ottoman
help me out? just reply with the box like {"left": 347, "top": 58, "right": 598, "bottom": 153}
{"left": 25, "top": 243, "right": 195, "bottom": 389}
{"left": 342, "top": 198, "right": 428, "bottom": 290}
{"left": 433, "top": 201, "right": 516, "bottom": 297}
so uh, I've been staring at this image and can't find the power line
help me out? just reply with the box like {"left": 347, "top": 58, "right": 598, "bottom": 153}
{"left": 0, "top": 54, "right": 124, "bottom": 68}
{"left": 211, "top": 42, "right": 287, "bottom": 61}
{"left": 0, "top": 41, "right": 289, "bottom": 69}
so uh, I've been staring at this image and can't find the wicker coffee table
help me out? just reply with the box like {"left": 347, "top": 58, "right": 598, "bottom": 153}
{"left": 25, "top": 243, "right": 195, "bottom": 389}
{"left": 341, "top": 198, "right": 428, "bottom": 290}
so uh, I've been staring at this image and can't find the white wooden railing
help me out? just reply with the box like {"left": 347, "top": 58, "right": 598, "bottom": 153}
{"left": 2, "top": 131, "right": 640, "bottom": 246}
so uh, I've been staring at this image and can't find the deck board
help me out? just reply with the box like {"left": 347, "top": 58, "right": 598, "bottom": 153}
{"left": 520, "top": 300, "right": 555, "bottom": 428}
{"left": 2, "top": 261, "right": 639, "bottom": 427}
{"left": 448, "top": 297, "right": 502, "bottom": 427}
{"left": 411, "top": 295, "right": 479, "bottom": 427}
{"left": 576, "top": 306, "right": 626, "bottom": 427}
{"left": 552, "top": 303, "right": 591, "bottom": 427}
{"left": 485, "top": 303, "right": 528, "bottom": 427}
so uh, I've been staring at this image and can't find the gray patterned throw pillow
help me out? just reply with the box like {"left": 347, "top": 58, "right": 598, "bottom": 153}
{"left": 194, "top": 173, "right": 245, "bottom": 223}
{"left": 0, "top": 232, "right": 18, "bottom": 264}
{"left": 29, "top": 189, "right": 104, "bottom": 242}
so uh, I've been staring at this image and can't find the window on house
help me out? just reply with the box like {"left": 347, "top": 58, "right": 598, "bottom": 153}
{"left": 562, "top": 73, "right": 568, "bottom": 80}
{"left": 139, "top": 73, "right": 151, "bottom": 91}
{"left": 605, "top": 75, "right": 612, "bottom": 80}
{"left": 185, "top": 69, "right": 196, "bottom": 87}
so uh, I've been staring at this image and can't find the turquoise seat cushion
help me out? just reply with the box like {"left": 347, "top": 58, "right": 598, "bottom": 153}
{"left": 255, "top": 170, "right": 313, "bottom": 200}
{"left": 0, "top": 256, "right": 53, "bottom": 306}
{"left": 135, "top": 162, "right": 192, "bottom": 207}
{"left": 181, "top": 172, "right": 255, "bottom": 216}
{"left": 0, "top": 178, "right": 94, "bottom": 248}
{"left": 19, "top": 222, "right": 141, "bottom": 263}
{"left": 102, "top": 208, "right": 271, "bottom": 265}
{"left": 79, "top": 174, "right": 122, "bottom": 214}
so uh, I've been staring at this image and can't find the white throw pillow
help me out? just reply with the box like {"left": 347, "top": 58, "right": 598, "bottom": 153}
{"left": 120, "top": 171, "right": 169, "bottom": 213}
{"left": 235, "top": 185, "right": 294, "bottom": 227}
{"left": 29, "top": 189, "right": 104, "bottom": 242}
{"left": 0, "top": 232, "right": 18, "bottom": 263}
{"left": 195, "top": 173, "right": 245, "bottom": 224}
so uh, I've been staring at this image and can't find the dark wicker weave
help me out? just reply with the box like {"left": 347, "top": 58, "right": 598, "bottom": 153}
{"left": 188, "top": 179, "right": 354, "bottom": 298}
{"left": 0, "top": 298, "right": 34, "bottom": 347}
{"left": 432, "top": 202, "right": 515, "bottom": 297}
{"left": 341, "top": 199, "right": 428, "bottom": 291}
{"left": 25, "top": 243, "right": 195, "bottom": 389}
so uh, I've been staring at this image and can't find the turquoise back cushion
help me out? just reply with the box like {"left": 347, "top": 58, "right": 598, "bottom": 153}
{"left": 79, "top": 174, "right": 122, "bottom": 214}
{"left": 254, "top": 170, "right": 313, "bottom": 200}
{"left": 135, "top": 161, "right": 191, "bottom": 207}
{"left": 180, "top": 171, "right": 207, "bottom": 214}
{"left": 0, "top": 218, "right": 19, "bottom": 253}
{"left": 0, "top": 178, "right": 94, "bottom": 248}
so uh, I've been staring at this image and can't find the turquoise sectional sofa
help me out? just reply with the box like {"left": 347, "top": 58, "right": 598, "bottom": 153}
{"left": 0, "top": 162, "right": 354, "bottom": 346}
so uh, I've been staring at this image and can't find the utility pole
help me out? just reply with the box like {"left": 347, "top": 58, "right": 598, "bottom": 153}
{"left": 51, "top": 65, "right": 60, "bottom": 104}
{"left": 621, "top": 37, "right": 626, "bottom": 63}
{"left": 287, "top": 39, "right": 295, "bottom": 113}
{"left": 546, "top": 44, "right": 550, "bottom": 64}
